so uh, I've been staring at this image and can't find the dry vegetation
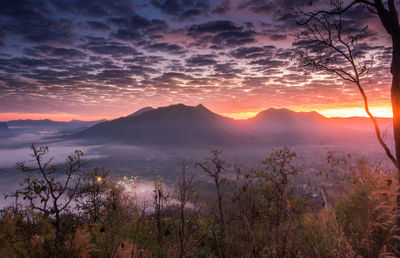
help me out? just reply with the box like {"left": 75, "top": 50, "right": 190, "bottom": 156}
{"left": 0, "top": 145, "right": 399, "bottom": 257}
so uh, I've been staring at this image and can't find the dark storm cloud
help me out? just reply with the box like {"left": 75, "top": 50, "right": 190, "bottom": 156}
{"left": 123, "top": 55, "right": 166, "bottom": 66}
{"left": 187, "top": 20, "right": 256, "bottom": 48}
{"left": 112, "top": 29, "right": 141, "bottom": 41}
{"left": 94, "top": 69, "right": 135, "bottom": 85}
{"left": 140, "top": 72, "right": 195, "bottom": 89}
{"left": 128, "top": 65, "right": 159, "bottom": 77}
{"left": 79, "top": 37, "right": 141, "bottom": 57}
{"left": 144, "top": 43, "right": 186, "bottom": 55}
{"left": 0, "top": 0, "right": 393, "bottom": 116}
{"left": 110, "top": 15, "right": 168, "bottom": 42}
{"left": 24, "top": 45, "right": 86, "bottom": 59}
{"left": 269, "top": 33, "right": 287, "bottom": 41}
{"left": 0, "top": 0, "right": 75, "bottom": 44}
{"left": 88, "top": 45, "right": 139, "bottom": 56}
{"left": 212, "top": 30, "right": 256, "bottom": 48}
{"left": 108, "top": 17, "right": 130, "bottom": 27}
{"left": 237, "top": 0, "right": 275, "bottom": 14}
{"left": 187, "top": 20, "right": 241, "bottom": 35}
{"left": 87, "top": 21, "right": 110, "bottom": 31}
{"left": 150, "top": 0, "right": 209, "bottom": 19}
{"left": 49, "top": 0, "right": 135, "bottom": 17}
{"left": 130, "top": 14, "right": 153, "bottom": 30}
{"left": 180, "top": 9, "right": 203, "bottom": 19}
{"left": 186, "top": 54, "right": 217, "bottom": 66}
{"left": 212, "top": 0, "right": 231, "bottom": 14}
{"left": 249, "top": 59, "right": 287, "bottom": 68}
{"left": 230, "top": 46, "right": 276, "bottom": 59}
{"left": 212, "top": 62, "right": 243, "bottom": 79}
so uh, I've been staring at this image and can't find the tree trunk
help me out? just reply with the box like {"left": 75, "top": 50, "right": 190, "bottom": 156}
{"left": 214, "top": 177, "right": 225, "bottom": 234}
{"left": 391, "top": 35, "right": 400, "bottom": 232}
{"left": 54, "top": 212, "right": 61, "bottom": 257}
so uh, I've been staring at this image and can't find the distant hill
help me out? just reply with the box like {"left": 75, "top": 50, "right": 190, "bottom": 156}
{"left": 7, "top": 119, "right": 61, "bottom": 127}
{"left": 7, "top": 119, "right": 105, "bottom": 127}
{"left": 4, "top": 119, "right": 107, "bottom": 137}
{"left": 75, "top": 104, "right": 367, "bottom": 146}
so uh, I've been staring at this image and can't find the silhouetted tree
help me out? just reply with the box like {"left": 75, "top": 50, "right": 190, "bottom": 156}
{"left": 9, "top": 144, "right": 84, "bottom": 256}
{"left": 75, "top": 167, "right": 111, "bottom": 223}
{"left": 196, "top": 150, "right": 226, "bottom": 235}
{"left": 299, "top": 2, "right": 399, "bottom": 160}
{"left": 174, "top": 160, "right": 204, "bottom": 258}
{"left": 152, "top": 179, "right": 169, "bottom": 254}
{"left": 296, "top": 1, "right": 400, "bottom": 250}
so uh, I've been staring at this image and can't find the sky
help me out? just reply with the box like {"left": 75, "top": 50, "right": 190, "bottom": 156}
{"left": 0, "top": 0, "right": 398, "bottom": 121}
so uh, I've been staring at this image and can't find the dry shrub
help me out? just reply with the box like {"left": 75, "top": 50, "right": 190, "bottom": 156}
{"left": 335, "top": 160, "right": 396, "bottom": 257}
{"left": 69, "top": 227, "right": 95, "bottom": 258}
{"left": 297, "top": 209, "right": 355, "bottom": 257}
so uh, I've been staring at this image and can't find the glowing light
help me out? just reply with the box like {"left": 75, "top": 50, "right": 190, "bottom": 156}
{"left": 97, "top": 177, "right": 102, "bottom": 182}
{"left": 318, "top": 106, "right": 393, "bottom": 118}
{"left": 220, "top": 111, "right": 260, "bottom": 120}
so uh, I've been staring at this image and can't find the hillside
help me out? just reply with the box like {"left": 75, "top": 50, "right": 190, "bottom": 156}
{"left": 76, "top": 104, "right": 367, "bottom": 146}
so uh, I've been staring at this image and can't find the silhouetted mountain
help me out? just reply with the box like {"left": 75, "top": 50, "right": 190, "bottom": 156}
{"left": 241, "top": 108, "right": 358, "bottom": 144}
{"left": 3, "top": 119, "right": 107, "bottom": 137}
{"left": 7, "top": 119, "right": 61, "bottom": 127}
{"left": 76, "top": 104, "right": 364, "bottom": 146}
{"left": 127, "top": 107, "right": 154, "bottom": 117}
{"left": 7, "top": 119, "right": 105, "bottom": 127}
{"left": 77, "top": 104, "right": 254, "bottom": 146}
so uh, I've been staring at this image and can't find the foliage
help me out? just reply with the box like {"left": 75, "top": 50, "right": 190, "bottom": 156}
{"left": 1, "top": 145, "right": 399, "bottom": 257}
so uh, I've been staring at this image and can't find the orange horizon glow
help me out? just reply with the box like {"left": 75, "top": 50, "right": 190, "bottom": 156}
{"left": 0, "top": 112, "right": 118, "bottom": 122}
{"left": 0, "top": 105, "right": 394, "bottom": 122}
{"left": 317, "top": 106, "right": 393, "bottom": 118}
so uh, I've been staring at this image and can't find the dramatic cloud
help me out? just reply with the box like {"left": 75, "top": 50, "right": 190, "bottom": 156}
{"left": 0, "top": 0, "right": 396, "bottom": 119}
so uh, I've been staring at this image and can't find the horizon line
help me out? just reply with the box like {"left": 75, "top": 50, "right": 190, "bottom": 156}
{"left": 0, "top": 104, "right": 394, "bottom": 122}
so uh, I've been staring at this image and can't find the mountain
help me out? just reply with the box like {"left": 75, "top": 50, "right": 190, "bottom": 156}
{"left": 7, "top": 119, "right": 105, "bottom": 127}
{"left": 241, "top": 108, "right": 360, "bottom": 144}
{"left": 76, "top": 104, "right": 363, "bottom": 146}
{"left": 7, "top": 119, "right": 62, "bottom": 127}
{"left": 4, "top": 119, "right": 107, "bottom": 137}
{"left": 127, "top": 107, "right": 154, "bottom": 117}
{"left": 76, "top": 104, "right": 254, "bottom": 146}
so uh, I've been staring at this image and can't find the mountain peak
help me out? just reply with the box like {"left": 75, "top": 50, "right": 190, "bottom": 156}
{"left": 127, "top": 106, "right": 154, "bottom": 117}
{"left": 157, "top": 103, "right": 213, "bottom": 113}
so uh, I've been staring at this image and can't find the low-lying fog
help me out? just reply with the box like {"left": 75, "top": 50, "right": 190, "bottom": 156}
{"left": 0, "top": 128, "right": 396, "bottom": 209}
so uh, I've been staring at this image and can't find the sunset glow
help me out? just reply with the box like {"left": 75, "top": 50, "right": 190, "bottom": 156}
{"left": 0, "top": 0, "right": 394, "bottom": 122}
{"left": 318, "top": 106, "right": 393, "bottom": 118}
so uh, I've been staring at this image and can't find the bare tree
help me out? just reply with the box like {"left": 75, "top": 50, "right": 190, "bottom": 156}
{"left": 297, "top": 1, "right": 396, "bottom": 165}
{"left": 75, "top": 167, "right": 111, "bottom": 224}
{"left": 298, "top": 2, "right": 399, "bottom": 157}
{"left": 152, "top": 179, "right": 169, "bottom": 253}
{"left": 296, "top": 0, "right": 400, "bottom": 252}
{"left": 175, "top": 160, "right": 204, "bottom": 257}
{"left": 196, "top": 150, "right": 227, "bottom": 235}
{"left": 9, "top": 144, "right": 84, "bottom": 256}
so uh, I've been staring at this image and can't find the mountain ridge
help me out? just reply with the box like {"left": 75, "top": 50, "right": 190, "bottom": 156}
{"left": 75, "top": 103, "right": 378, "bottom": 146}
